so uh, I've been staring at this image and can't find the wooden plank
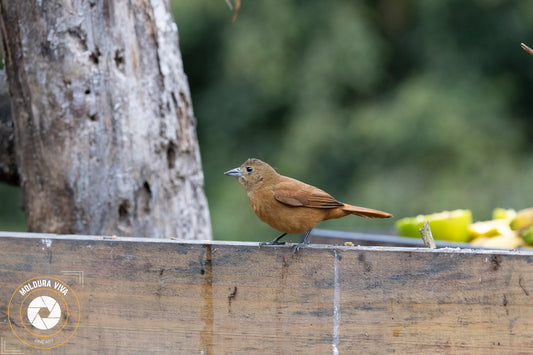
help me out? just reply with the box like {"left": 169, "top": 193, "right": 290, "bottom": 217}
{"left": 1, "top": 231, "right": 533, "bottom": 354}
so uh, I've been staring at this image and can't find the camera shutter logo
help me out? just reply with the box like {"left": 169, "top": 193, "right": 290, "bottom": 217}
{"left": 8, "top": 277, "right": 80, "bottom": 350}
{"left": 27, "top": 295, "right": 62, "bottom": 330}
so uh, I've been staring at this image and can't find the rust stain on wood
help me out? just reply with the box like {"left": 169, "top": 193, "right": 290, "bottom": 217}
{"left": 199, "top": 244, "right": 214, "bottom": 355}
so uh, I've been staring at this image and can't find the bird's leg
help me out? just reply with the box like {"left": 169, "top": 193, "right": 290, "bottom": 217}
{"left": 292, "top": 229, "right": 312, "bottom": 255}
{"left": 260, "top": 232, "right": 288, "bottom": 246}
{"left": 271, "top": 232, "right": 288, "bottom": 244}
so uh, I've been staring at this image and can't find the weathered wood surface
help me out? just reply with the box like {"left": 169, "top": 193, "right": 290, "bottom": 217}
{"left": 1, "top": 231, "right": 533, "bottom": 354}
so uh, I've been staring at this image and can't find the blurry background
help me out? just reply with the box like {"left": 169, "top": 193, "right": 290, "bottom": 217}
{"left": 1, "top": 0, "right": 533, "bottom": 241}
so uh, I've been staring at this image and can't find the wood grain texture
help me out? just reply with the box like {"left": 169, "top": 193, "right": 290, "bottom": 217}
{"left": 1, "top": 231, "right": 533, "bottom": 354}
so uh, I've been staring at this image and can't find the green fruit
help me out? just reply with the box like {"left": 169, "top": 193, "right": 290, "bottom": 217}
{"left": 522, "top": 225, "right": 533, "bottom": 245}
{"left": 396, "top": 215, "right": 425, "bottom": 239}
{"left": 396, "top": 210, "right": 472, "bottom": 242}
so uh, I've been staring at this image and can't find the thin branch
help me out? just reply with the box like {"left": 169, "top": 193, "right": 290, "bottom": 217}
{"left": 419, "top": 220, "right": 436, "bottom": 249}
{"left": 232, "top": 0, "right": 241, "bottom": 22}
{"left": 224, "top": 0, "right": 241, "bottom": 21}
{"left": 521, "top": 43, "right": 533, "bottom": 56}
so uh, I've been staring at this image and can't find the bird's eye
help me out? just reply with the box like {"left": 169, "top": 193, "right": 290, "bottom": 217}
{"left": 246, "top": 166, "right": 253, "bottom": 173}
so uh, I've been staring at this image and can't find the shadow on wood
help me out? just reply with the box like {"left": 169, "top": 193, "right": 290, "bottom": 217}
{"left": 1, "top": 231, "right": 533, "bottom": 353}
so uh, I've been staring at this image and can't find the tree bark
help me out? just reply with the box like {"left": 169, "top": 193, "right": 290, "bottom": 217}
{"left": 0, "top": 70, "right": 18, "bottom": 186}
{"left": 0, "top": 0, "right": 211, "bottom": 239}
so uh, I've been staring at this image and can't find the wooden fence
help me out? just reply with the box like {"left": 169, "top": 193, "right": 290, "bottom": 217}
{"left": 1, "top": 231, "right": 533, "bottom": 354}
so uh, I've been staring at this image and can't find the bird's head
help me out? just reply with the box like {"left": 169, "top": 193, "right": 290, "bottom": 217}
{"left": 224, "top": 158, "right": 278, "bottom": 191}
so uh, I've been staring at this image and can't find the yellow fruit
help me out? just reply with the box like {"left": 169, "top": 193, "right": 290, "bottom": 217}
{"left": 470, "top": 236, "right": 491, "bottom": 247}
{"left": 469, "top": 220, "right": 504, "bottom": 238}
{"left": 396, "top": 210, "right": 472, "bottom": 242}
{"left": 469, "top": 219, "right": 515, "bottom": 238}
{"left": 475, "top": 233, "right": 523, "bottom": 249}
{"left": 492, "top": 208, "right": 516, "bottom": 220}
{"left": 510, "top": 208, "right": 533, "bottom": 230}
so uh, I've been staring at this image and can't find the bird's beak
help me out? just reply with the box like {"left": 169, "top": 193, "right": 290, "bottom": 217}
{"left": 224, "top": 167, "right": 242, "bottom": 178}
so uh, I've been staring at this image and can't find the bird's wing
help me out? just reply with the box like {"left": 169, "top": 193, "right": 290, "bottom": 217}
{"left": 274, "top": 177, "right": 344, "bottom": 209}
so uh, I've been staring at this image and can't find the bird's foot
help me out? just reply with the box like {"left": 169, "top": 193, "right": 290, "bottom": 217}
{"left": 291, "top": 241, "right": 308, "bottom": 255}
{"left": 291, "top": 229, "right": 312, "bottom": 256}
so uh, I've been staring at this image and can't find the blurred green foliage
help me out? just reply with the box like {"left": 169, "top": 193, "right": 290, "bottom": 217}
{"left": 0, "top": 183, "right": 25, "bottom": 231}
{"left": 173, "top": 0, "right": 533, "bottom": 241}
{"left": 2, "top": 0, "right": 533, "bottom": 241}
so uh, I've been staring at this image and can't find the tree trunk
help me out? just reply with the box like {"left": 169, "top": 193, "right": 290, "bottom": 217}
{"left": 0, "top": 0, "right": 212, "bottom": 239}
{"left": 0, "top": 70, "right": 18, "bottom": 186}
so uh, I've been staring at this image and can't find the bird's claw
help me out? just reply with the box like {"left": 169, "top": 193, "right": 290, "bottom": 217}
{"left": 292, "top": 241, "right": 308, "bottom": 255}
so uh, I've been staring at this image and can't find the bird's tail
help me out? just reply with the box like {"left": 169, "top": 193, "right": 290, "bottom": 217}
{"left": 342, "top": 204, "right": 393, "bottom": 218}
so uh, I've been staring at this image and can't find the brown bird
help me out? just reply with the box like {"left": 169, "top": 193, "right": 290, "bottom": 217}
{"left": 224, "top": 158, "right": 392, "bottom": 247}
